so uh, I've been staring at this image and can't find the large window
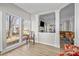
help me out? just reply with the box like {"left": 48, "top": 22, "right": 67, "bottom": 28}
{"left": 5, "top": 13, "right": 31, "bottom": 47}
{"left": 6, "top": 14, "right": 21, "bottom": 46}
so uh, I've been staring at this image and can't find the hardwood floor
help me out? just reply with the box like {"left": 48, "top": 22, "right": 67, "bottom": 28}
{"left": 1, "top": 43, "right": 60, "bottom": 56}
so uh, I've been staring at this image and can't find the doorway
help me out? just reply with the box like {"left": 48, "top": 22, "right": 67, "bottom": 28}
{"left": 60, "top": 4, "right": 75, "bottom": 50}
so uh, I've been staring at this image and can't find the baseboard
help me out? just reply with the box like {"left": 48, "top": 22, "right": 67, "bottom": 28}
{"left": 38, "top": 41, "right": 60, "bottom": 48}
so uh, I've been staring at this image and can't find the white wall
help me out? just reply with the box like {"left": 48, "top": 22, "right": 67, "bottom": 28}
{"left": 74, "top": 3, "right": 79, "bottom": 46}
{"left": 38, "top": 33, "right": 55, "bottom": 46}
{"left": 60, "top": 4, "right": 74, "bottom": 31}
{"left": 55, "top": 10, "right": 60, "bottom": 48}
{"left": 60, "top": 4, "right": 74, "bottom": 20}
{"left": 31, "top": 15, "right": 39, "bottom": 42}
{"left": 0, "top": 11, "right": 2, "bottom": 51}
{"left": 0, "top": 3, "right": 31, "bottom": 52}
{"left": 23, "top": 19, "right": 31, "bottom": 31}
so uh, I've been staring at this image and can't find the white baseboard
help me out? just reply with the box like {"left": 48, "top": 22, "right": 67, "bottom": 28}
{"left": 37, "top": 41, "right": 60, "bottom": 48}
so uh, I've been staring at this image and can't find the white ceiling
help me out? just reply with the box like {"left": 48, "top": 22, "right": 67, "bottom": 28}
{"left": 14, "top": 3, "right": 68, "bottom": 14}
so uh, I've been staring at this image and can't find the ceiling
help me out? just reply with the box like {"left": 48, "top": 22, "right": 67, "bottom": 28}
{"left": 14, "top": 3, "right": 68, "bottom": 14}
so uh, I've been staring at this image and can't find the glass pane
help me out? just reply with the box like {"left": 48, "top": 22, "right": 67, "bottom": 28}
{"left": 6, "top": 14, "right": 20, "bottom": 46}
{"left": 22, "top": 19, "right": 31, "bottom": 41}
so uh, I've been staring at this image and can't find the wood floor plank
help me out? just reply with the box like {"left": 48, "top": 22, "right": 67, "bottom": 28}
{"left": 2, "top": 43, "right": 60, "bottom": 56}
